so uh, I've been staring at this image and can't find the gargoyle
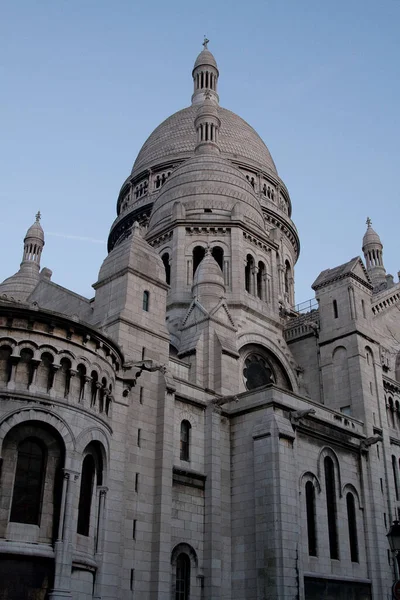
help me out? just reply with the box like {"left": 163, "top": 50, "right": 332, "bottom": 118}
{"left": 122, "top": 360, "right": 172, "bottom": 397}
{"left": 360, "top": 435, "right": 383, "bottom": 451}
{"left": 290, "top": 408, "right": 316, "bottom": 425}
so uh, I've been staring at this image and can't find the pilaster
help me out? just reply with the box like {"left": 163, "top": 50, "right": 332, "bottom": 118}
{"left": 204, "top": 403, "right": 222, "bottom": 599}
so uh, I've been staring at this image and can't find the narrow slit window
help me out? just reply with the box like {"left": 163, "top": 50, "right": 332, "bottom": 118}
{"left": 305, "top": 481, "right": 317, "bottom": 556}
{"left": 142, "top": 290, "right": 150, "bottom": 312}
{"left": 346, "top": 492, "right": 359, "bottom": 562}
{"left": 392, "top": 455, "right": 399, "bottom": 500}
{"left": 175, "top": 553, "right": 190, "bottom": 600}
{"left": 77, "top": 454, "right": 95, "bottom": 536}
{"left": 333, "top": 299, "right": 338, "bottom": 319}
{"left": 180, "top": 420, "right": 191, "bottom": 461}
{"left": 324, "top": 456, "right": 339, "bottom": 559}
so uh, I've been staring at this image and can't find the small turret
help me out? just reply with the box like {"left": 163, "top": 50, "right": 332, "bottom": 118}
{"left": 0, "top": 212, "right": 45, "bottom": 301}
{"left": 192, "top": 248, "right": 225, "bottom": 311}
{"left": 362, "top": 217, "right": 387, "bottom": 288}
{"left": 22, "top": 211, "right": 45, "bottom": 271}
{"left": 191, "top": 38, "right": 219, "bottom": 106}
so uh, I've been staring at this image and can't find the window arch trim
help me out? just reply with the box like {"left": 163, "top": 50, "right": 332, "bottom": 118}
{"left": 300, "top": 471, "right": 321, "bottom": 494}
{"left": 171, "top": 542, "right": 198, "bottom": 567}
{"left": 317, "top": 447, "right": 342, "bottom": 497}
{"left": 342, "top": 483, "right": 363, "bottom": 509}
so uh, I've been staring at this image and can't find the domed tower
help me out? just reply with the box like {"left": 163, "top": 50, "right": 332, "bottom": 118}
{"left": 362, "top": 217, "right": 387, "bottom": 288}
{"left": 0, "top": 212, "right": 46, "bottom": 301}
{"left": 106, "top": 43, "right": 298, "bottom": 393}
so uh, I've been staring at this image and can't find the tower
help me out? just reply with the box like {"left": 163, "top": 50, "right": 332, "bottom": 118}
{"left": 362, "top": 217, "right": 387, "bottom": 289}
{"left": 0, "top": 212, "right": 46, "bottom": 301}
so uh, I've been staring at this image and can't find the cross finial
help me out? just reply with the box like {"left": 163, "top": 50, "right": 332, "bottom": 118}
{"left": 203, "top": 36, "right": 209, "bottom": 49}
{"left": 35, "top": 210, "right": 41, "bottom": 222}
{"left": 366, "top": 216, "right": 372, "bottom": 228}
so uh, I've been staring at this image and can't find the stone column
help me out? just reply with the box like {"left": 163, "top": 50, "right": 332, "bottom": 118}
{"left": 93, "top": 486, "right": 108, "bottom": 600}
{"left": 67, "top": 369, "right": 77, "bottom": 399}
{"left": 28, "top": 358, "right": 40, "bottom": 391}
{"left": 150, "top": 373, "right": 176, "bottom": 600}
{"left": 49, "top": 469, "right": 79, "bottom": 600}
{"left": 82, "top": 375, "right": 91, "bottom": 406}
{"left": 7, "top": 355, "right": 18, "bottom": 390}
{"left": 49, "top": 364, "right": 60, "bottom": 398}
{"left": 204, "top": 403, "right": 222, "bottom": 599}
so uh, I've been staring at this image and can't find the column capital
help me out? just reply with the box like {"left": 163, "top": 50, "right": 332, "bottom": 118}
{"left": 63, "top": 468, "right": 80, "bottom": 482}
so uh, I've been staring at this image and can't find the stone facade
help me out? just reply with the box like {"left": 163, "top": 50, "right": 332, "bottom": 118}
{"left": 0, "top": 42, "right": 399, "bottom": 600}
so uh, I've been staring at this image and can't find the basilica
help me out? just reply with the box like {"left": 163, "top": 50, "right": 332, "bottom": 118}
{"left": 0, "top": 42, "right": 399, "bottom": 600}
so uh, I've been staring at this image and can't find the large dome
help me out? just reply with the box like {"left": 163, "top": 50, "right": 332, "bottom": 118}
{"left": 131, "top": 105, "right": 278, "bottom": 178}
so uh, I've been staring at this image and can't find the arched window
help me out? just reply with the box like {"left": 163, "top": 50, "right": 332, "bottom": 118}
{"left": 36, "top": 352, "right": 54, "bottom": 392}
{"left": 57, "top": 357, "right": 71, "bottom": 398}
{"left": 284, "top": 260, "right": 291, "bottom": 297}
{"left": 91, "top": 371, "right": 98, "bottom": 407}
{"left": 180, "top": 421, "right": 191, "bottom": 461}
{"left": 175, "top": 553, "right": 190, "bottom": 600}
{"left": 245, "top": 254, "right": 254, "bottom": 294}
{"left": 0, "top": 345, "right": 12, "bottom": 383}
{"left": 211, "top": 246, "right": 224, "bottom": 271}
{"left": 396, "top": 353, "right": 400, "bottom": 382}
{"left": 10, "top": 438, "right": 46, "bottom": 525}
{"left": 257, "top": 261, "right": 265, "bottom": 299}
{"left": 99, "top": 378, "right": 107, "bottom": 413}
{"left": 243, "top": 353, "right": 275, "bottom": 390}
{"left": 162, "top": 253, "right": 171, "bottom": 285}
{"left": 15, "top": 348, "right": 34, "bottom": 388}
{"left": 305, "top": 481, "right": 317, "bottom": 556}
{"left": 193, "top": 246, "right": 205, "bottom": 276}
{"left": 143, "top": 290, "right": 150, "bottom": 312}
{"left": 77, "top": 454, "right": 95, "bottom": 536}
{"left": 106, "top": 384, "right": 112, "bottom": 416}
{"left": 77, "top": 363, "right": 86, "bottom": 402}
{"left": 324, "top": 456, "right": 339, "bottom": 559}
{"left": 346, "top": 492, "right": 358, "bottom": 562}
{"left": 392, "top": 455, "right": 399, "bottom": 501}
{"left": 388, "top": 397, "right": 395, "bottom": 428}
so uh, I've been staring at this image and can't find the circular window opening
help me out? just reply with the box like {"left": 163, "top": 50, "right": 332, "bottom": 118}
{"left": 243, "top": 354, "right": 275, "bottom": 390}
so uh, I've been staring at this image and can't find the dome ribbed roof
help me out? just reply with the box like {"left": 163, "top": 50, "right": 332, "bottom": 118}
{"left": 362, "top": 222, "right": 382, "bottom": 248}
{"left": 131, "top": 105, "right": 278, "bottom": 177}
{"left": 25, "top": 220, "right": 44, "bottom": 242}
{"left": 147, "top": 153, "right": 265, "bottom": 235}
{"left": 193, "top": 48, "right": 218, "bottom": 71}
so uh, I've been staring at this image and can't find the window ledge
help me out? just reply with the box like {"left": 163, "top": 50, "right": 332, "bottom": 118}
{"left": 172, "top": 466, "right": 206, "bottom": 490}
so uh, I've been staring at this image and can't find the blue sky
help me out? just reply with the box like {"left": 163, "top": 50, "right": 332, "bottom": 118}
{"left": 1, "top": 0, "right": 399, "bottom": 304}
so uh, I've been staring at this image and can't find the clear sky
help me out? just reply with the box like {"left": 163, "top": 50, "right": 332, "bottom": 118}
{"left": 1, "top": 0, "right": 399, "bottom": 305}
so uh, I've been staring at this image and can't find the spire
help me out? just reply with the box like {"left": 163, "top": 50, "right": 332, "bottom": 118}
{"left": 191, "top": 39, "right": 219, "bottom": 106}
{"left": 362, "top": 217, "right": 387, "bottom": 287}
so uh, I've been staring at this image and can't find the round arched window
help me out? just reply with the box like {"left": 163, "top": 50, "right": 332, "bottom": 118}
{"left": 243, "top": 354, "right": 275, "bottom": 390}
